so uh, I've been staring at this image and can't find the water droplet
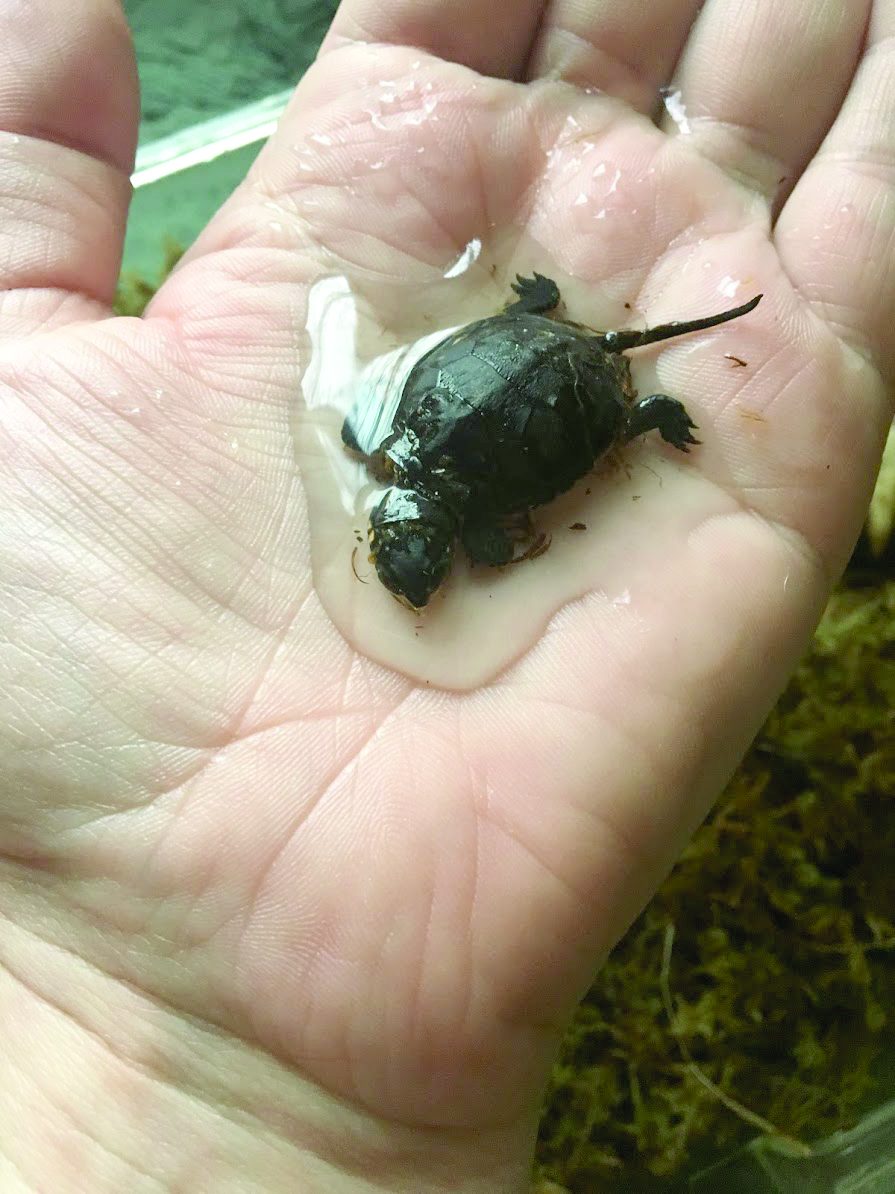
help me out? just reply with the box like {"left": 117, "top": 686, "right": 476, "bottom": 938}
{"left": 365, "top": 78, "right": 439, "bottom": 130}
{"left": 368, "top": 94, "right": 438, "bottom": 130}
{"left": 717, "top": 274, "right": 741, "bottom": 299}
{"left": 659, "top": 87, "right": 691, "bottom": 135}
{"left": 443, "top": 238, "right": 482, "bottom": 279}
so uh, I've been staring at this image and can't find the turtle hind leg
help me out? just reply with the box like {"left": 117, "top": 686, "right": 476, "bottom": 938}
{"left": 625, "top": 394, "right": 700, "bottom": 452}
{"left": 341, "top": 417, "right": 366, "bottom": 456}
{"left": 506, "top": 273, "right": 561, "bottom": 315}
{"left": 341, "top": 416, "right": 393, "bottom": 481}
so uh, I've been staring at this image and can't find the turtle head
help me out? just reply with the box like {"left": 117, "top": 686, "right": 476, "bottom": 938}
{"left": 369, "top": 488, "right": 456, "bottom": 610}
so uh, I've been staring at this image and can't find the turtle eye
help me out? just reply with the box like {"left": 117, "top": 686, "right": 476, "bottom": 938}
{"left": 369, "top": 489, "right": 455, "bottom": 609}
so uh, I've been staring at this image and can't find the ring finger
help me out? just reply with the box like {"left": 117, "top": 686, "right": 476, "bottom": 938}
{"left": 527, "top": 0, "right": 703, "bottom": 113}
{"left": 661, "top": 0, "right": 869, "bottom": 209}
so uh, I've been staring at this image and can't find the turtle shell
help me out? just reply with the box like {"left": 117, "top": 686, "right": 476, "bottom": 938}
{"left": 375, "top": 309, "right": 629, "bottom": 517}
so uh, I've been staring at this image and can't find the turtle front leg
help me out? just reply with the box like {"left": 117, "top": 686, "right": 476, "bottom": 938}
{"left": 462, "top": 510, "right": 550, "bottom": 567}
{"left": 505, "top": 272, "right": 561, "bottom": 315}
{"left": 624, "top": 394, "right": 700, "bottom": 452}
{"left": 461, "top": 517, "right": 517, "bottom": 566}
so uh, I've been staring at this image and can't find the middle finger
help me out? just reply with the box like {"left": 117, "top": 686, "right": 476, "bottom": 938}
{"left": 528, "top": 0, "right": 704, "bottom": 111}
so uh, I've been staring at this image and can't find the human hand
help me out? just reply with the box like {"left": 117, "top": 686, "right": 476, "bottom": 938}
{"left": 1, "top": 1, "right": 892, "bottom": 1191}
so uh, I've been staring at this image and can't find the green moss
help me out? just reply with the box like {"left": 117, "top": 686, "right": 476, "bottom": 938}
{"left": 536, "top": 581, "right": 895, "bottom": 1190}
{"left": 114, "top": 239, "right": 184, "bottom": 317}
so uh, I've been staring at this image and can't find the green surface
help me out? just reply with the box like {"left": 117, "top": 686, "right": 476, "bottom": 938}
{"left": 121, "top": 0, "right": 338, "bottom": 278}
{"left": 124, "top": 0, "right": 338, "bottom": 143}
{"left": 123, "top": 141, "right": 263, "bottom": 280}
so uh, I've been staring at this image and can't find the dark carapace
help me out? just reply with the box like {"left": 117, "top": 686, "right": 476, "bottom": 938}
{"left": 343, "top": 274, "right": 761, "bottom": 609}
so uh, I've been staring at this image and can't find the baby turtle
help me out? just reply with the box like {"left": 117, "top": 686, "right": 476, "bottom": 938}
{"left": 343, "top": 274, "right": 761, "bottom": 609}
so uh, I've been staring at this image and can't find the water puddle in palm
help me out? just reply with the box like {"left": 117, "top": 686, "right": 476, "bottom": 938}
{"left": 292, "top": 243, "right": 743, "bottom": 689}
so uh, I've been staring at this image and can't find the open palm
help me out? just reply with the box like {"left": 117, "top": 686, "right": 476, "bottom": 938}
{"left": 2, "top": 1, "right": 892, "bottom": 1190}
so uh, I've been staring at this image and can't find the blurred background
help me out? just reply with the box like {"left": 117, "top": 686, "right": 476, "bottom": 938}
{"left": 121, "top": 0, "right": 339, "bottom": 277}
